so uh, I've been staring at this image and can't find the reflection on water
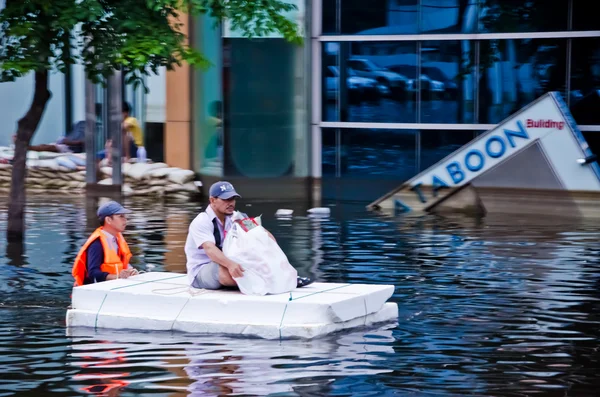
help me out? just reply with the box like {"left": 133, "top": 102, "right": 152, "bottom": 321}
{"left": 67, "top": 326, "right": 396, "bottom": 396}
{"left": 1, "top": 194, "right": 599, "bottom": 396}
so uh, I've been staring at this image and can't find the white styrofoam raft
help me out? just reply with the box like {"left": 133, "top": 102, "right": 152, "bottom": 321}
{"left": 66, "top": 272, "right": 398, "bottom": 339}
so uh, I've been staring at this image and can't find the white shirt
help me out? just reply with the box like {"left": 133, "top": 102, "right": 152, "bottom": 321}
{"left": 184, "top": 205, "right": 232, "bottom": 286}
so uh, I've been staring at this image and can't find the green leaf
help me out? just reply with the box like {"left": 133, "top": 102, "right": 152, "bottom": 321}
{"left": 0, "top": 0, "right": 302, "bottom": 83}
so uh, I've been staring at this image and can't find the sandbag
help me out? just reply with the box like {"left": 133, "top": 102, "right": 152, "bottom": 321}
{"left": 65, "top": 155, "right": 86, "bottom": 167}
{"left": 147, "top": 166, "right": 177, "bottom": 179}
{"left": 37, "top": 151, "right": 64, "bottom": 160}
{"left": 131, "top": 185, "right": 164, "bottom": 195}
{"left": 222, "top": 211, "right": 297, "bottom": 296}
{"left": 67, "top": 171, "right": 86, "bottom": 182}
{"left": 143, "top": 162, "right": 169, "bottom": 177}
{"left": 167, "top": 169, "right": 195, "bottom": 184}
{"left": 33, "top": 159, "right": 60, "bottom": 170}
{"left": 147, "top": 178, "right": 168, "bottom": 187}
{"left": 124, "top": 162, "right": 168, "bottom": 181}
{"left": 164, "top": 182, "right": 198, "bottom": 193}
{"left": 170, "top": 193, "right": 191, "bottom": 200}
{"left": 56, "top": 156, "right": 78, "bottom": 170}
{"left": 39, "top": 170, "right": 58, "bottom": 179}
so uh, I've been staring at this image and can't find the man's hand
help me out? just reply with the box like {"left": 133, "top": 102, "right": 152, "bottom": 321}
{"left": 227, "top": 262, "right": 244, "bottom": 279}
{"left": 119, "top": 268, "right": 139, "bottom": 279}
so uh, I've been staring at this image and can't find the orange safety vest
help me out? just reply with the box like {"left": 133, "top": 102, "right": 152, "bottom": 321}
{"left": 72, "top": 227, "right": 132, "bottom": 286}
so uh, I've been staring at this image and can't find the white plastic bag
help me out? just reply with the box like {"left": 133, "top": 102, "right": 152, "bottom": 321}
{"left": 222, "top": 211, "right": 297, "bottom": 296}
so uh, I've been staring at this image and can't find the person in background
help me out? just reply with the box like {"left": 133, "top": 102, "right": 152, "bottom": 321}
{"left": 100, "top": 102, "right": 143, "bottom": 164}
{"left": 27, "top": 121, "right": 86, "bottom": 153}
{"left": 72, "top": 201, "right": 138, "bottom": 286}
{"left": 122, "top": 102, "right": 143, "bottom": 160}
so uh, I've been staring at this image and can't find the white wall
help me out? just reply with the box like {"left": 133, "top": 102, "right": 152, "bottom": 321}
{"left": 0, "top": 71, "right": 66, "bottom": 147}
{"left": 145, "top": 68, "right": 166, "bottom": 123}
{"left": 71, "top": 63, "right": 86, "bottom": 123}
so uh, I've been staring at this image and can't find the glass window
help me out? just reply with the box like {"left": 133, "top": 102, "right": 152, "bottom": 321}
{"left": 321, "top": 128, "right": 417, "bottom": 180}
{"left": 569, "top": 38, "right": 600, "bottom": 125}
{"left": 322, "top": 0, "right": 339, "bottom": 34}
{"left": 223, "top": 38, "right": 306, "bottom": 177}
{"left": 322, "top": 128, "right": 337, "bottom": 176}
{"left": 420, "top": 129, "right": 481, "bottom": 171}
{"left": 421, "top": 41, "right": 476, "bottom": 123}
{"left": 323, "top": 1, "right": 571, "bottom": 35}
{"left": 322, "top": 41, "right": 417, "bottom": 123}
{"left": 572, "top": 0, "right": 599, "bottom": 31}
{"left": 478, "top": 0, "right": 568, "bottom": 33}
{"left": 340, "top": 128, "right": 417, "bottom": 180}
{"left": 478, "top": 39, "right": 567, "bottom": 124}
{"left": 193, "top": 14, "right": 223, "bottom": 176}
{"left": 323, "top": 0, "right": 419, "bottom": 35}
{"left": 582, "top": 131, "right": 600, "bottom": 161}
{"left": 421, "top": 0, "right": 479, "bottom": 33}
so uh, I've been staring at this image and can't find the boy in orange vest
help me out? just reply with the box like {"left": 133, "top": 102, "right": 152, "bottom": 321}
{"left": 72, "top": 201, "right": 138, "bottom": 286}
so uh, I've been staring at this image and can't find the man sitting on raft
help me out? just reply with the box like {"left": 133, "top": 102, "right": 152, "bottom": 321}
{"left": 184, "top": 181, "right": 312, "bottom": 290}
{"left": 72, "top": 201, "right": 139, "bottom": 286}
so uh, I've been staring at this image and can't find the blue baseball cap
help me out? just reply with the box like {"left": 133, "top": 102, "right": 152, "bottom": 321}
{"left": 97, "top": 201, "right": 132, "bottom": 220}
{"left": 209, "top": 181, "right": 241, "bottom": 200}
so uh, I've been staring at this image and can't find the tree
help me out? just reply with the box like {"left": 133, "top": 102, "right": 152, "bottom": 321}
{"left": 0, "top": 0, "right": 302, "bottom": 242}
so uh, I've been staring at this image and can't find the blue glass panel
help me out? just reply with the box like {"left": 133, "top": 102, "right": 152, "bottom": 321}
{"left": 420, "top": 129, "right": 481, "bottom": 171}
{"left": 323, "top": 42, "right": 417, "bottom": 122}
{"left": 478, "top": 39, "right": 567, "bottom": 124}
{"left": 421, "top": 40, "right": 476, "bottom": 123}
{"left": 478, "top": 0, "right": 568, "bottom": 33}
{"left": 569, "top": 37, "right": 600, "bottom": 124}
{"left": 339, "top": 129, "right": 417, "bottom": 180}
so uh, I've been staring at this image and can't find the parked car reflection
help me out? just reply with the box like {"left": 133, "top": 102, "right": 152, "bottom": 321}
{"left": 422, "top": 66, "right": 458, "bottom": 100}
{"left": 347, "top": 58, "right": 408, "bottom": 99}
{"left": 325, "top": 65, "right": 381, "bottom": 104}
{"left": 388, "top": 64, "right": 430, "bottom": 99}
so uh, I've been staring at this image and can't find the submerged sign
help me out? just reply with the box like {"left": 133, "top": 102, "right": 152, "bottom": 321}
{"left": 368, "top": 92, "right": 600, "bottom": 212}
{"left": 406, "top": 94, "right": 574, "bottom": 205}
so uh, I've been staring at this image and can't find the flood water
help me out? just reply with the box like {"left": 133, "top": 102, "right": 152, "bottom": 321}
{"left": 1, "top": 194, "right": 599, "bottom": 396}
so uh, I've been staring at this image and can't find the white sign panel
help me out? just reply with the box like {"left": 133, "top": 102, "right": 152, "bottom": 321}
{"left": 406, "top": 93, "right": 600, "bottom": 205}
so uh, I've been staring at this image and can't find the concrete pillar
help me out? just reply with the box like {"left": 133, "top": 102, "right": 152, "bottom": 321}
{"left": 165, "top": 13, "right": 192, "bottom": 170}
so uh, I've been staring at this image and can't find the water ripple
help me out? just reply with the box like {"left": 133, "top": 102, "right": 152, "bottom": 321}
{"left": 0, "top": 195, "right": 599, "bottom": 396}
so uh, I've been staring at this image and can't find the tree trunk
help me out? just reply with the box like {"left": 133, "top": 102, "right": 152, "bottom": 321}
{"left": 7, "top": 70, "right": 52, "bottom": 243}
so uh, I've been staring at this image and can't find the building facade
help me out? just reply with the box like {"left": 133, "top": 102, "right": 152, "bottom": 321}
{"left": 172, "top": 0, "right": 600, "bottom": 202}
{"left": 314, "top": 0, "right": 600, "bottom": 202}
{"left": 2, "top": 0, "right": 599, "bottom": 204}
{"left": 164, "top": 1, "right": 312, "bottom": 200}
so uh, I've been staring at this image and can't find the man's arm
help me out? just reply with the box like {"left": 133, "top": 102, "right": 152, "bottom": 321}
{"left": 188, "top": 216, "right": 244, "bottom": 278}
{"left": 201, "top": 241, "right": 244, "bottom": 278}
{"left": 87, "top": 240, "right": 109, "bottom": 282}
{"left": 87, "top": 239, "right": 137, "bottom": 282}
